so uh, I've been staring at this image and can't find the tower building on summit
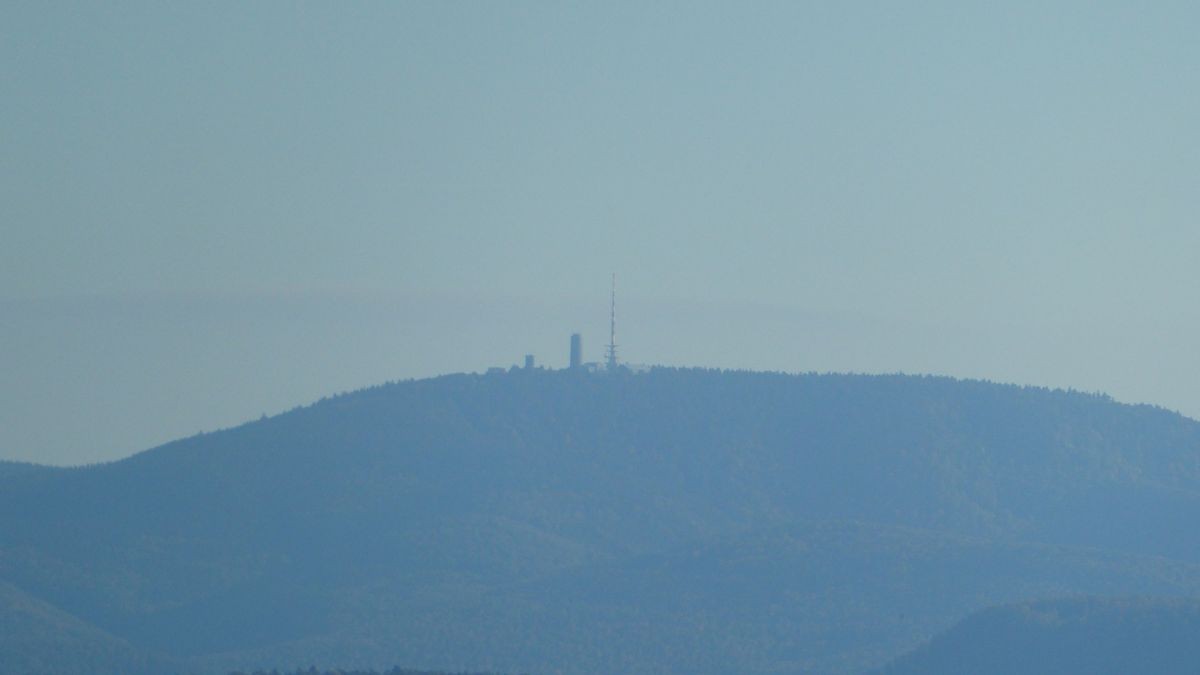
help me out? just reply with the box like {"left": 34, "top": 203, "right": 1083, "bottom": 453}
{"left": 570, "top": 333, "right": 582, "bottom": 369}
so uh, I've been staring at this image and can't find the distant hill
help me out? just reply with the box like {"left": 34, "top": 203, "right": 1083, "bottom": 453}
{"left": 0, "top": 579, "right": 170, "bottom": 675}
{"left": 876, "top": 597, "right": 1200, "bottom": 675}
{"left": 3, "top": 368, "right": 1200, "bottom": 673}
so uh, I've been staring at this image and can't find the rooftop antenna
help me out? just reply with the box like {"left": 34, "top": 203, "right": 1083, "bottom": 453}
{"left": 605, "top": 273, "right": 619, "bottom": 370}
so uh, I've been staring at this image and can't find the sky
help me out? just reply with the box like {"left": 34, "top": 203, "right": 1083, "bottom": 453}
{"left": 3, "top": 2, "right": 1200, "bottom": 465}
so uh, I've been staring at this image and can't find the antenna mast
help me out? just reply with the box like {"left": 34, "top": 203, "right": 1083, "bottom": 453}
{"left": 605, "top": 273, "right": 618, "bottom": 370}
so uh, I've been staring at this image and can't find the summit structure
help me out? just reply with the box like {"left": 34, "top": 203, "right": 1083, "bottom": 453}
{"left": 605, "top": 273, "right": 618, "bottom": 371}
{"left": 569, "top": 333, "right": 582, "bottom": 369}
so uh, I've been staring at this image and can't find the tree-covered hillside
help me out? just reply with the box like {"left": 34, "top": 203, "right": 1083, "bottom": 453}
{"left": 2, "top": 368, "right": 1200, "bottom": 673}
{"left": 0, "top": 460, "right": 60, "bottom": 479}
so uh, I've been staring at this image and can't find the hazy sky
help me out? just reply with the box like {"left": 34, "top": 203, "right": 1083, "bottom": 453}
{"left": 4, "top": 2, "right": 1200, "bottom": 464}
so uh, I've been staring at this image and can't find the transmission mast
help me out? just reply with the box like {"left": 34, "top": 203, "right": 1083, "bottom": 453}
{"left": 605, "top": 272, "right": 619, "bottom": 371}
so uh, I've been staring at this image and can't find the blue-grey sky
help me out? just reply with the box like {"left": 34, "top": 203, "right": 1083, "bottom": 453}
{"left": 3, "top": 2, "right": 1199, "bottom": 465}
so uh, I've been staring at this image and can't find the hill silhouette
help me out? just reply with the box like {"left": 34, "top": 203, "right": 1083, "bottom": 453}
{"left": 876, "top": 597, "right": 1200, "bottom": 675}
{"left": 3, "top": 368, "right": 1200, "bottom": 673}
{"left": 0, "top": 579, "right": 173, "bottom": 675}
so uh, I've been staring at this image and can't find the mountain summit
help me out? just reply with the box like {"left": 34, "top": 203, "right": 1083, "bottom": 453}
{"left": 4, "top": 368, "right": 1200, "bottom": 673}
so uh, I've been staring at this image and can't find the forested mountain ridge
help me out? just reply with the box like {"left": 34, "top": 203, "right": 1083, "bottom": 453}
{"left": 0, "top": 459, "right": 61, "bottom": 479}
{"left": 3, "top": 368, "right": 1200, "bottom": 673}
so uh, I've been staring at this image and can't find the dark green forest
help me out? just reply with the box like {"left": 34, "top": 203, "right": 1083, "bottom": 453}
{"left": 4, "top": 367, "right": 1200, "bottom": 673}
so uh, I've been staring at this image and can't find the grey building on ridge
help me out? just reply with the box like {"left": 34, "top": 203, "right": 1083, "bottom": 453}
{"left": 570, "top": 333, "right": 582, "bottom": 369}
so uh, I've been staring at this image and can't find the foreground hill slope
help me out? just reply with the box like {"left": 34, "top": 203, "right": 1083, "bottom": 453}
{"left": 3, "top": 368, "right": 1200, "bottom": 673}
{"left": 0, "top": 580, "right": 169, "bottom": 675}
{"left": 876, "top": 597, "right": 1200, "bottom": 675}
